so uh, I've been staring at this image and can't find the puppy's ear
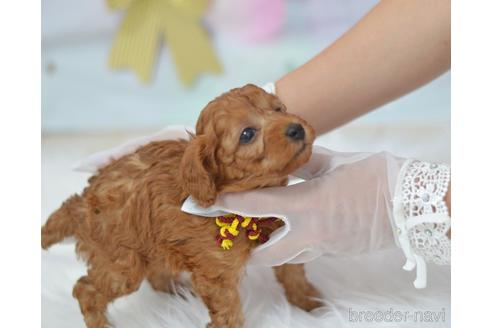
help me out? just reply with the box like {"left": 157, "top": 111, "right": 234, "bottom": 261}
{"left": 180, "top": 135, "right": 218, "bottom": 207}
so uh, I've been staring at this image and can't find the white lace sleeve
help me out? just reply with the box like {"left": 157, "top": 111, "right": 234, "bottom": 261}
{"left": 392, "top": 160, "right": 451, "bottom": 289}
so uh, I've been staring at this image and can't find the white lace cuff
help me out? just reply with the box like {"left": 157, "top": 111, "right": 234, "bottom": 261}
{"left": 392, "top": 160, "right": 451, "bottom": 289}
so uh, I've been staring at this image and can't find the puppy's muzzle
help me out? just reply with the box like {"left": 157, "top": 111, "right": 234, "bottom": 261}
{"left": 285, "top": 123, "right": 305, "bottom": 141}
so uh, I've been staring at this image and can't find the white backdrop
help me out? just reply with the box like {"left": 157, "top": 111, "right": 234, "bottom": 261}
{"left": 42, "top": 0, "right": 449, "bottom": 133}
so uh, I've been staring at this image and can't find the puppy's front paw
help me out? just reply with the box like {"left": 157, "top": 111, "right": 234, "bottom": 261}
{"left": 296, "top": 296, "right": 324, "bottom": 312}
{"left": 287, "top": 283, "right": 324, "bottom": 312}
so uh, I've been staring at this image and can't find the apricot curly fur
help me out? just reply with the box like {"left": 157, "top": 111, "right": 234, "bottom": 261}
{"left": 42, "top": 84, "right": 322, "bottom": 328}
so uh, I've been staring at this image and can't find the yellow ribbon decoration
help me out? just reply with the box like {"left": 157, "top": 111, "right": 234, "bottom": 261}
{"left": 107, "top": 0, "right": 222, "bottom": 85}
{"left": 215, "top": 215, "right": 262, "bottom": 250}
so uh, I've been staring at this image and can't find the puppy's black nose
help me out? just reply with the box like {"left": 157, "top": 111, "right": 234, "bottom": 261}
{"left": 285, "top": 123, "right": 305, "bottom": 141}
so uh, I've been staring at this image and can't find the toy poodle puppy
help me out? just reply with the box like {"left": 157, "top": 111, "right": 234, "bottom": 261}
{"left": 42, "top": 84, "right": 322, "bottom": 328}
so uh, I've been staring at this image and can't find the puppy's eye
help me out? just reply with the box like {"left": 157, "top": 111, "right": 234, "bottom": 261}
{"left": 274, "top": 107, "right": 283, "bottom": 112}
{"left": 239, "top": 127, "right": 256, "bottom": 144}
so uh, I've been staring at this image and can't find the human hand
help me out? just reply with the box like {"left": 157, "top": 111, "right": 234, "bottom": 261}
{"left": 182, "top": 146, "right": 451, "bottom": 288}
{"left": 184, "top": 146, "right": 405, "bottom": 266}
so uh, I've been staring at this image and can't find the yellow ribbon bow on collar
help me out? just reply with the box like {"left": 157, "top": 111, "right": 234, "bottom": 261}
{"left": 107, "top": 0, "right": 222, "bottom": 86}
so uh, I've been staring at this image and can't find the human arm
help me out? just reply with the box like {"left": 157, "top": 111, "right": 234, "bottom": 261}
{"left": 275, "top": 0, "right": 451, "bottom": 134}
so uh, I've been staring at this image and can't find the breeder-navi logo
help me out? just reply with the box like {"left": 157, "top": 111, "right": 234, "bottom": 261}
{"left": 348, "top": 307, "right": 446, "bottom": 323}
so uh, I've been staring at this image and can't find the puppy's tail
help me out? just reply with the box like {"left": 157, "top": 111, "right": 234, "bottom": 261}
{"left": 41, "top": 194, "right": 83, "bottom": 249}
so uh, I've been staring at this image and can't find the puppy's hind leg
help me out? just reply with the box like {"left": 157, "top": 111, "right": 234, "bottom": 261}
{"left": 73, "top": 263, "right": 144, "bottom": 328}
{"left": 191, "top": 270, "right": 244, "bottom": 328}
{"left": 73, "top": 276, "right": 111, "bottom": 328}
{"left": 274, "top": 263, "right": 323, "bottom": 311}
